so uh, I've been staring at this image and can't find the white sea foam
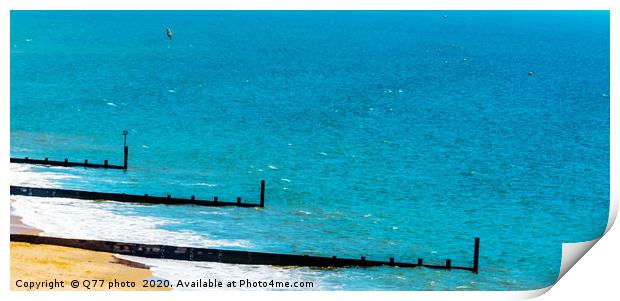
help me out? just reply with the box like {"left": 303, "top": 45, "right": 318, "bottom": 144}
{"left": 10, "top": 163, "right": 79, "bottom": 187}
{"left": 188, "top": 182, "right": 218, "bottom": 187}
{"left": 268, "top": 164, "right": 278, "bottom": 170}
{"left": 10, "top": 164, "right": 247, "bottom": 249}
{"left": 11, "top": 195, "right": 251, "bottom": 249}
{"left": 107, "top": 102, "right": 117, "bottom": 107}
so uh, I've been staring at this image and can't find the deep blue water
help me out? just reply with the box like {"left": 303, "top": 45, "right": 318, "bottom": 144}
{"left": 10, "top": 11, "right": 609, "bottom": 290}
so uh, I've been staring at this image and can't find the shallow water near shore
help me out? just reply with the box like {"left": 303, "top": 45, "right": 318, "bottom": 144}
{"left": 10, "top": 11, "right": 609, "bottom": 290}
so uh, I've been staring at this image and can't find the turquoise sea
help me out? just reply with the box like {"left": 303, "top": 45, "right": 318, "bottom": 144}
{"left": 10, "top": 11, "right": 609, "bottom": 290}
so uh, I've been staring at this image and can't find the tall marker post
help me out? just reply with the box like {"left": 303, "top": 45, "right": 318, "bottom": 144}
{"left": 123, "top": 130, "right": 129, "bottom": 170}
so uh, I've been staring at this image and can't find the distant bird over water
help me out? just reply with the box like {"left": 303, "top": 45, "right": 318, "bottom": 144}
{"left": 166, "top": 27, "right": 173, "bottom": 40}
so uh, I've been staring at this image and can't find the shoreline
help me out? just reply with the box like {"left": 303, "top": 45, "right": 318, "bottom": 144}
{"left": 10, "top": 213, "right": 169, "bottom": 291}
{"left": 10, "top": 215, "right": 42, "bottom": 236}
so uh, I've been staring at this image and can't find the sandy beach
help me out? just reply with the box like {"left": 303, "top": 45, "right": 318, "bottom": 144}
{"left": 10, "top": 214, "right": 170, "bottom": 291}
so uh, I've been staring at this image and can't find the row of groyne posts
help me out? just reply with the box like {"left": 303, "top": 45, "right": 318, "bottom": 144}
{"left": 11, "top": 131, "right": 130, "bottom": 170}
{"left": 11, "top": 234, "right": 480, "bottom": 272}
{"left": 10, "top": 131, "right": 480, "bottom": 273}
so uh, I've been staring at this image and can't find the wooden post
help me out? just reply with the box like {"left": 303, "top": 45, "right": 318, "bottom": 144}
{"left": 389, "top": 257, "right": 395, "bottom": 265}
{"left": 191, "top": 195, "right": 195, "bottom": 201}
{"left": 259, "top": 180, "right": 265, "bottom": 207}
{"left": 361, "top": 256, "right": 366, "bottom": 264}
{"left": 417, "top": 258, "right": 423, "bottom": 266}
{"left": 214, "top": 196, "right": 218, "bottom": 203}
{"left": 473, "top": 237, "right": 480, "bottom": 273}
{"left": 64, "top": 158, "right": 68, "bottom": 163}
{"left": 446, "top": 259, "right": 452, "bottom": 269}
{"left": 237, "top": 197, "right": 241, "bottom": 204}
{"left": 45, "top": 157, "right": 48, "bottom": 161}
{"left": 123, "top": 146, "right": 129, "bottom": 169}
{"left": 104, "top": 160, "right": 109, "bottom": 166}
{"left": 84, "top": 159, "right": 88, "bottom": 164}
{"left": 167, "top": 194, "right": 171, "bottom": 198}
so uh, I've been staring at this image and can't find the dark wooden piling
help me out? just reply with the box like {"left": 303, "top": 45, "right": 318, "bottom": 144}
{"left": 237, "top": 197, "right": 241, "bottom": 204}
{"left": 123, "top": 146, "right": 129, "bottom": 169}
{"left": 12, "top": 131, "right": 128, "bottom": 170}
{"left": 446, "top": 259, "right": 451, "bottom": 269}
{"left": 11, "top": 157, "right": 127, "bottom": 169}
{"left": 417, "top": 258, "right": 423, "bottom": 266}
{"left": 473, "top": 237, "right": 480, "bottom": 273}
{"left": 10, "top": 234, "right": 481, "bottom": 272}
{"left": 389, "top": 257, "right": 395, "bottom": 265}
{"left": 260, "top": 180, "right": 265, "bottom": 207}
{"left": 12, "top": 157, "right": 125, "bottom": 169}
{"left": 214, "top": 196, "right": 218, "bottom": 203}
{"left": 10, "top": 186, "right": 262, "bottom": 208}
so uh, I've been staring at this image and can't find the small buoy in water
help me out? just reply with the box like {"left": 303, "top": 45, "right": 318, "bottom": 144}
{"left": 166, "top": 27, "right": 173, "bottom": 40}
{"left": 528, "top": 71, "right": 534, "bottom": 76}
{"left": 462, "top": 58, "right": 468, "bottom": 62}
{"left": 437, "top": 48, "right": 442, "bottom": 52}
{"left": 443, "top": 14, "right": 448, "bottom": 19}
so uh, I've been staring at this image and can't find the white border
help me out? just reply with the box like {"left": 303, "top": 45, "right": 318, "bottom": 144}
{"left": 1, "top": 1, "right": 617, "bottom": 300}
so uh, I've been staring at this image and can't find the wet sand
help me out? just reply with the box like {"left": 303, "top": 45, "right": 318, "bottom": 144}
{"left": 10, "top": 215, "right": 41, "bottom": 235}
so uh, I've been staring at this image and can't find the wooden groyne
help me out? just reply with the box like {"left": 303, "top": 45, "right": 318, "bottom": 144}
{"left": 10, "top": 146, "right": 129, "bottom": 170}
{"left": 10, "top": 180, "right": 266, "bottom": 208}
{"left": 10, "top": 131, "right": 130, "bottom": 170}
{"left": 10, "top": 234, "right": 480, "bottom": 273}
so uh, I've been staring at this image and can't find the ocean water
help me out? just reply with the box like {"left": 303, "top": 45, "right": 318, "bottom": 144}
{"left": 10, "top": 11, "right": 609, "bottom": 290}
